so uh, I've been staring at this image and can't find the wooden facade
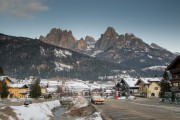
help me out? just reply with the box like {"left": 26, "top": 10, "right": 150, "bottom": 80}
{"left": 9, "top": 84, "right": 29, "bottom": 98}
{"left": 167, "top": 56, "right": 180, "bottom": 90}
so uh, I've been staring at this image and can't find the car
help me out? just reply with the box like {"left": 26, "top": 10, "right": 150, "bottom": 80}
{"left": 91, "top": 95, "right": 105, "bottom": 104}
{"left": 24, "top": 100, "right": 32, "bottom": 105}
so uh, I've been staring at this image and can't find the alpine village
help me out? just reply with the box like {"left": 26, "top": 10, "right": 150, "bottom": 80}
{"left": 0, "top": 26, "right": 180, "bottom": 120}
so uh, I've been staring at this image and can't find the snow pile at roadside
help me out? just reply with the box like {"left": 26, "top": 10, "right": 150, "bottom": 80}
{"left": 127, "top": 96, "right": 136, "bottom": 100}
{"left": 71, "top": 96, "right": 88, "bottom": 109}
{"left": 76, "top": 112, "right": 102, "bottom": 120}
{"left": 11, "top": 100, "right": 61, "bottom": 120}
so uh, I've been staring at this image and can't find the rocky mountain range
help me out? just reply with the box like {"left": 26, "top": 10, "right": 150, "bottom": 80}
{"left": 0, "top": 26, "right": 177, "bottom": 79}
{"left": 40, "top": 27, "right": 176, "bottom": 70}
{"left": 0, "top": 33, "right": 121, "bottom": 80}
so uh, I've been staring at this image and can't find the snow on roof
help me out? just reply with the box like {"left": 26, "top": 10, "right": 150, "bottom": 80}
{"left": 0, "top": 76, "right": 11, "bottom": 81}
{"left": 40, "top": 80, "right": 62, "bottom": 86}
{"left": 47, "top": 87, "right": 58, "bottom": 93}
{"left": 123, "top": 78, "right": 138, "bottom": 87}
{"left": 7, "top": 77, "right": 18, "bottom": 83}
{"left": 10, "top": 83, "right": 28, "bottom": 88}
{"left": 65, "top": 81, "right": 89, "bottom": 91}
{"left": 140, "top": 78, "right": 161, "bottom": 84}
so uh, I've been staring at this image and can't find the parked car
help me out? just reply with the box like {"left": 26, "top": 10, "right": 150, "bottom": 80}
{"left": 91, "top": 95, "right": 105, "bottom": 104}
{"left": 24, "top": 100, "right": 32, "bottom": 105}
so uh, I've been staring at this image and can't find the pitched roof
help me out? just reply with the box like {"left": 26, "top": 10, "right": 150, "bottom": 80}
{"left": 10, "top": 83, "right": 28, "bottom": 88}
{"left": 0, "top": 76, "right": 12, "bottom": 82}
{"left": 136, "top": 78, "right": 161, "bottom": 85}
{"left": 122, "top": 78, "right": 139, "bottom": 88}
{"left": 167, "top": 55, "right": 180, "bottom": 70}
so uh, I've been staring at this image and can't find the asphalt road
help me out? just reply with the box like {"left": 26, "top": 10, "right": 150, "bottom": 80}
{"left": 97, "top": 98, "right": 180, "bottom": 120}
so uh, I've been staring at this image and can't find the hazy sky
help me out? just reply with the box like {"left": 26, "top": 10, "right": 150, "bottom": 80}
{"left": 0, "top": 0, "right": 180, "bottom": 52}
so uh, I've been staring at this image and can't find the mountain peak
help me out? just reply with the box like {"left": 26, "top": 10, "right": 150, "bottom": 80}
{"left": 125, "top": 33, "right": 135, "bottom": 40}
{"left": 85, "top": 36, "right": 95, "bottom": 43}
{"left": 94, "top": 27, "right": 119, "bottom": 50}
{"left": 50, "top": 28, "right": 62, "bottom": 34}
{"left": 74, "top": 38, "right": 87, "bottom": 51}
{"left": 104, "top": 27, "right": 118, "bottom": 38}
{"left": 40, "top": 28, "right": 76, "bottom": 49}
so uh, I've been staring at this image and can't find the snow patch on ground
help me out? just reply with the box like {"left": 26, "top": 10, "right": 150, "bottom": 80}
{"left": 10, "top": 100, "right": 61, "bottom": 120}
{"left": 76, "top": 112, "right": 102, "bottom": 120}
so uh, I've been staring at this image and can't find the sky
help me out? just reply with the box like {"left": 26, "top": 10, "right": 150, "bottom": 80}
{"left": 0, "top": 0, "right": 180, "bottom": 53}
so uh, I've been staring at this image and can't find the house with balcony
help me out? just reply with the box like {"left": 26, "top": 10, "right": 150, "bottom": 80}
{"left": 136, "top": 78, "right": 161, "bottom": 98}
{"left": 166, "top": 55, "right": 180, "bottom": 91}
{"left": 8, "top": 83, "right": 29, "bottom": 98}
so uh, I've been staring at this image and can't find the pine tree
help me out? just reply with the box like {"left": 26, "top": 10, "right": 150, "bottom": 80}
{"left": 159, "top": 71, "right": 171, "bottom": 98}
{"left": 29, "top": 81, "right": 41, "bottom": 98}
{"left": 163, "top": 70, "right": 169, "bottom": 80}
{"left": 1, "top": 81, "right": 9, "bottom": 98}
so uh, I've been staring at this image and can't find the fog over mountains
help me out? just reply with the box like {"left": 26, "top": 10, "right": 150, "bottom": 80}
{"left": 0, "top": 27, "right": 177, "bottom": 79}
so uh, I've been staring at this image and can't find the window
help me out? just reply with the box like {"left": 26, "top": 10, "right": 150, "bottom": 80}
{"left": 154, "top": 87, "right": 158, "bottom": 90}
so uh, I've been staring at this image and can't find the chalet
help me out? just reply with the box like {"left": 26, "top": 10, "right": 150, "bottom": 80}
{"left": 166, "top": 56, "right": 180, "bottom": 91}
{"left": 8, "top": 83, "right": 29, "bottom": 98}
{"left": 120, "top": 78, "right": 139, "bottom": 96}
{"left": 136, "top": 78, "right": 161, "bottom": 98}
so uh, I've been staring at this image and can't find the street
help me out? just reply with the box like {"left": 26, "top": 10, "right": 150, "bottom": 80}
{"left": 96, "top": 98, "right": 180, "bottom": 120}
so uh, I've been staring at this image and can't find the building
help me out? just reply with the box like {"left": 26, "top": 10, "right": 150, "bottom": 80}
{"left": 136, "top": 78, "right": 161, "bottom": 98}
{"left": 120, "top": 78, "right": 139, "bottom": 96}
{"left": 0, "top": 76, "right": 12, "bottom": 95}
{"left": 166, "top": 55, "right": 180, "bottom": 91}
{"left": 8, "top": 83, "right": 29, "bottom": 98}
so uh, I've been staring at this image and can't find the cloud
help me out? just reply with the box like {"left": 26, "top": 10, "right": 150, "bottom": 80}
{"left": 0, "top": 0, "right": 49, "bottom": 18}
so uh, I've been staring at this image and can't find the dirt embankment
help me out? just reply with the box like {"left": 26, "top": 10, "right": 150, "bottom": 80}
{"left": 58, "top": 96, "right": 100, "bottom": 120}
{"left": 0, "top": 107, "right": 18, "bottom": 120}
{"left": 68, "top": 104, "right": 96, "bottom": 117}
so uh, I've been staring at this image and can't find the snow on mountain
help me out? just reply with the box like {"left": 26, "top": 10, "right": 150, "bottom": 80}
{"left": 54, "top": 62, "right": 73, "bottom": 71}
{"left": 54, "top": 49, "right": 72, "bottom": 58}
{"left": 40, "top": 46, "right": 46, "bottom": 55}
{"left": 142, "top": 66, "right": 167, "bottom": 71}
{"left": 91, "top": 50, "right": 103, "bottom": 57}
{"left": 148, "top": 54, "right": 153, "bottom": 59}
